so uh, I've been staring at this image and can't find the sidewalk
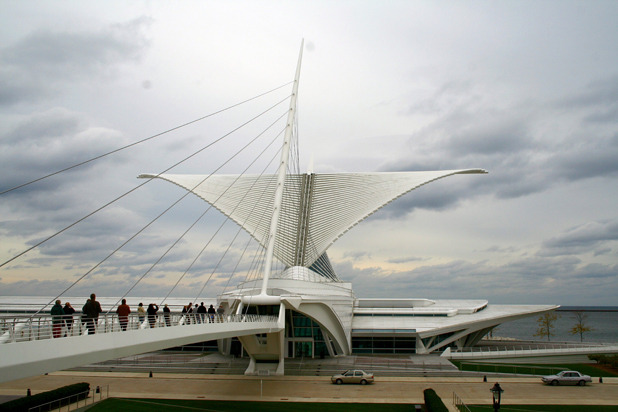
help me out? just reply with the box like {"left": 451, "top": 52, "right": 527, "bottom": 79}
{"left": 0, "top": 371, "right": 616, "bottom": 409}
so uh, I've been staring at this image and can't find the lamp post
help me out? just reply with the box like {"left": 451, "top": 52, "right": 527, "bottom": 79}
{"left": 490, "top": 382, "right": 504, "bottom": 412}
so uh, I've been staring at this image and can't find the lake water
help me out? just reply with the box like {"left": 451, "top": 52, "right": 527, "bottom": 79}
{"left": 494, "top": 307, "right": 618, "bottom": 343}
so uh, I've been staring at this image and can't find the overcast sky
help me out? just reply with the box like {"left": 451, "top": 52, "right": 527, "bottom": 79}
{"left": 1, "top": 1, "right": 617, "bottom": 306}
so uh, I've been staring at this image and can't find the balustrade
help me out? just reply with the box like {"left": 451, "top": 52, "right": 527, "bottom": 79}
{"left": 0, "top": 313, "right": 277, "bottom": 343}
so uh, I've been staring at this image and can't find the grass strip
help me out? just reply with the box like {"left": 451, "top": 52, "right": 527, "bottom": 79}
{"left": 87, "top": 398, "right": 414, "bottom": 412}
{"left": 468, "top": 405, "right": 618, "bottom": 411}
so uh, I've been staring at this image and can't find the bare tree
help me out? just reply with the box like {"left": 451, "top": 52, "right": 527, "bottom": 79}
{"left": 533, "top": 312, "right": 559, "bottom": 341}
{"left": 569, "top": 311, "right": 593, "bottom": 342}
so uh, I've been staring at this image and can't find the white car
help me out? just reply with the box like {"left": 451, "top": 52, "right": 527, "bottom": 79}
{"left": 541, "top": 370, "right": 592, "bottom": 386}
{"left": 331, "top": 370, "right": 374, "bottom": 385}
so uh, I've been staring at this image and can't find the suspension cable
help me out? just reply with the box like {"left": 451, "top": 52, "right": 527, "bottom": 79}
{"left": 1, "top": 95, "right": 291, "bottom": 270}
{"left": 113, "top": 120, "right": 286, "bottom": 312}
{"left": 28, "top": 103, "right": 290, "bottom": 316}
{"left": 0, "top": 82, "right": 292, "bottom": 196}
{"left": 189, "top": 143, "right": 285, "bottom": 306}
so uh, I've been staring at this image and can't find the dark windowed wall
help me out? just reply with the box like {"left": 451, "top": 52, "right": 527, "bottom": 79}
{"left": 244, "top": 304, "right": 280, "bottom": 316}
{"left": 285, "top": 310, "right": 328, "bottom": 358}
{"left": 352, "top": 336, "right": 416, "bottom": 354}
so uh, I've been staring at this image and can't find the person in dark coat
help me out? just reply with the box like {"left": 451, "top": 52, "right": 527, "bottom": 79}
{"left": 63, "top": 302, "right": 75, "bottom": 336}
{"left": 147, "top": 303, "right": 159, "bottom": 328}
{"left": 196, "top": 302, "right": 207, "bottom": 323}
{"left": 116, "top": 299, "right": 131, "bottom": 331}
{"left": 163, "top": 304, "right": 171, "bottom": 327}
{"left": 216, "top": 304, "right": 225, "bottom": 322}
{"left": 207, "top": 304, "right": 216, "bottom": 323}
{"left": 82, "top": 293, "right": 102, "bottom": 335}
{"left": 51, "top": 300, "right": 64, "bottom": 338}
{"left": 182, "top": 302, "right": 192, "bottom": 324}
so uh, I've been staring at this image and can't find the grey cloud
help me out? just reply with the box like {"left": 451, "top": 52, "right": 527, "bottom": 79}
{"left": 377, "top": 77, "right": 618, "bottom": 214}
{"left": 560, "top": 75, "right": 618, "bottom": 115}
{"left": 387, "top": 256, "right": 426, "bottom": 264}
{"left": 575, "top": 263, "right": 618, "bottom": 280}
{"left": 0, "top": 108, "right": 126, "bottom": 194}
{"left": 333, "top": 252, "right": 616, "bottom": 305}
{"left": 553, "top": 134, "right": 618, "bottom": 180}
{"left": 0, "top": 17, "right": 151, "bottom": 106}
{"left": 539, "top": 220, "right": 618, "bottom": 257}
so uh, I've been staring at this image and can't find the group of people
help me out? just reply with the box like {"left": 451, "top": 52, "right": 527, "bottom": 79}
{"left": 119, "top": 301, "right": 172, "bottom": 329}
{"left": 50, "top": 293, "right": 102, "bottom": 337}
{"left": 50, "top": 294, "right": 227, "bottom": 337}
{"left": 50, "top": 300, "right": 77, "bottom": 338}
{"left": 182, "top": 302, "right": 225, "bottom": 324}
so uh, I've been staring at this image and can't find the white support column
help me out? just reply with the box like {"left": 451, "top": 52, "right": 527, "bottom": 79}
{"left": 255, "top": 40, "right": 304, "bottom": 302}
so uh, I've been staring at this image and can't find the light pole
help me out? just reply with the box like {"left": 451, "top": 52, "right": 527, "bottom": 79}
{"left": 490, "top": 382, "right": 504, "bottom": 412}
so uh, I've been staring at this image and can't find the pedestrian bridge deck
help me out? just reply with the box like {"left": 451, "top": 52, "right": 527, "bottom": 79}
{"left": 0, "top": 313, "right": 282, "bottom": 383}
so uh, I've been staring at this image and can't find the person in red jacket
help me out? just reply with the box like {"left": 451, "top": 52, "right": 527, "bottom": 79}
{"left": 116, "top": 299, "right": 131, "bottom": 331}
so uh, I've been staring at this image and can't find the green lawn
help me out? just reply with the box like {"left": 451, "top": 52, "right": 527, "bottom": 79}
{"left": 453, "top": 361, "right": 618, "bottom": 377}
{"left": 468, "top": 406, "right": 618, "bottom": 412}
{"left": 87, "top": 398, "right": 414, "bottom": 411}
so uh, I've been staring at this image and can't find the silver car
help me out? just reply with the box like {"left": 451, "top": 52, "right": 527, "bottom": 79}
{"left": 331, "top": 369, "right": 374, "bottom": 385}
{"left": 541, "top": 370, "right": 592, "bottom": 386}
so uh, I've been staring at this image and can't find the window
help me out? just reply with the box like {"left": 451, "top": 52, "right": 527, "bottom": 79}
{"left": 351, "top": 336, "right": 416, "bottom": 354}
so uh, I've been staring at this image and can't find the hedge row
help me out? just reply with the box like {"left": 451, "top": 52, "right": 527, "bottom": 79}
{"left": 423, "top": 388, "right": 448, "bottom": 412}
{"left": 0, "top": 382, "right": 90, "bottom": 412}
{"left": 588, "top": 354, "right": 618, "bottom": 368}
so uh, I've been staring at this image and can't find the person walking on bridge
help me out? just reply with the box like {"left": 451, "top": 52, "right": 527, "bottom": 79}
{"left": 63, "top": 302, "right": 75, "bottom": 336}
{"left": 217, "top": 304, "right": 225, "bottom": 322}
{"left": 163, "top": 304, "right": 171, "bottom": 326}
{"left": 182, "top": 302, "right": 193, "bottom": 324}
{"left": 208, "top": 304, "right": 216, "bottom": 323}
{"left": 197, "top": 302, "right": 207, "bottom": 323}
{"left": 51, "top": 300, "right": 64, "bottom": 338}
{"left": 82, "top": 293, "right": 102, "bottom": 335}
{"left": 137, "top": 302, "right": 146, "bottom": 326}
{"left": 116, "top": 299, "right": 131, "bottom": 331}
{"left": 147, "top": 303, "right": 159, "bottom": 328}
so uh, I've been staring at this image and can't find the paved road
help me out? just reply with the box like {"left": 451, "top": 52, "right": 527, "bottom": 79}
{"left": 0, "top": 372, "right": 616, "bottom": 411}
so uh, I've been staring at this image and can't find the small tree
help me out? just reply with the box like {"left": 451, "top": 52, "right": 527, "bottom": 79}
{"left": 533, "top": 311, "right": 559, "bottom": 341}
{"left": 570, "top": 311, "right": 593, "bottom": 342}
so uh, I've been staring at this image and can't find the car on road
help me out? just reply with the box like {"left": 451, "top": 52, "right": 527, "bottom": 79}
{"left": 541, "top": 370, "right": 592, "bottom": 386}
{"left": 331, "top": 369, "right": 374, "bottom": 385}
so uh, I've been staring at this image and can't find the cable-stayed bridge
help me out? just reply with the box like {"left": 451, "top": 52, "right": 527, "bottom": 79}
{"left": 0, "top": 312, "right": 282, "bottom": 383}
{"left": 0, "top": 44, "right": 306, "bottom": 383}
{"left": 2, "top": 41, "right": 583, "bottom": 385}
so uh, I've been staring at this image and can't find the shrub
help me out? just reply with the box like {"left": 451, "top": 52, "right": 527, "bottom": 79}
{"left": 0, "top": 382, "right": 90, "bottom": 412}
{"left": 423, "top": 388, "right": 448, "bottom": 412}
{"left": 588, "top": 354, "right": 618, "bottom": 368}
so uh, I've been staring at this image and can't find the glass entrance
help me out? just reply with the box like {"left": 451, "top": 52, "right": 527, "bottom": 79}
{"left": 294, "top": 341, "right": 312, "bottom": 358}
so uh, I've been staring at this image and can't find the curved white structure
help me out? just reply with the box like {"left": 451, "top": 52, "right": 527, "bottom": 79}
{"left": 143, "top": 168, "right": 556, "bottom": 375}
{"left": 137, "top": 44, "right": 556, "bottom": 375}
{"left": 139, "top": 169, "right": 486, "bottom": 271}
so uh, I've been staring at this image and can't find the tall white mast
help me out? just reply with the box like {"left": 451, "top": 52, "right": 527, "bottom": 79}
{"left": 254, "top": 40, "right": 304, "bottom": 302}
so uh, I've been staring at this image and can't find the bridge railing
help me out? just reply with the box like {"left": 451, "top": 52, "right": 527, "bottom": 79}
{"left": 452, "top": 341, "right": 613, "bottom": 354}
{"left": 0, "top": 313, "right": 278, "bottom": 344}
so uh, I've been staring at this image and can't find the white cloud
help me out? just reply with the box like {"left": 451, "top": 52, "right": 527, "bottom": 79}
{"left": 0, "top": 1, "right": 617, "bottom": 306}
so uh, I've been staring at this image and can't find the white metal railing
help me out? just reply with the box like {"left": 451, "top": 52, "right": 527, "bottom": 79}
{"left": 452, "top": 392, "right": 471, "bottom": 412}
{"left": 446, "top": 343, "right": 618, "bottom": 360}
{"left": 0, "top": 313, "right": 278, "bottom": 344}
{"left": 454, "top": 342, "right": 613, "bottom": 353}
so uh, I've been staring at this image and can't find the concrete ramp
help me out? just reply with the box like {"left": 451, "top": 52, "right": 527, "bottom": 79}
{"left": 0, "top": 320, "right": 281, "bottom": 383}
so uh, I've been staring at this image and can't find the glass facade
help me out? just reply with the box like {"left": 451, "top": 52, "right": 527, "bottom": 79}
{"left": 285, "top": 310, "right": 328, "bottom": 358}
{"left": 352, "top": 336, "right": 416, "bottom": 354}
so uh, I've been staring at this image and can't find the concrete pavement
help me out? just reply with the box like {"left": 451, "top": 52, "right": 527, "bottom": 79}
{"left": 0, "top": 371, "right": 616, "bottom": 410}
